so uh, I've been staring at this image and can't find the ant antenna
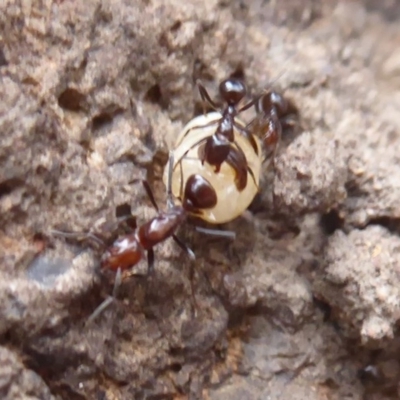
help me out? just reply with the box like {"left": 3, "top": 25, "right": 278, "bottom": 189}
{"left": 85, "top": 267, "right": 122, "bottom": 326}
{"left": 196, "top": 80, "right": 219, "bottom": 113}
{"left": 258, "top": 50, "right": 297, "bottom": 95}
{"left": 195, "top": 226, "right": 236, "bottom": 239}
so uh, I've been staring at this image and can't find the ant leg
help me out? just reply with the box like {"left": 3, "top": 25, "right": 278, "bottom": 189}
{"left": 141, "top": 180, "right": 159, "bottom": 212}
{"left": 177, "top": 117, "right": 220, "bottom": 147}
{"left": 147, "top": 248, "right": 155, "bottom": 276}
{"left": 85, "top": 297, "right": 114, "bottom": 326}
{"left": 245, "top": 164, "right": 260, "bottom": 191}
{"left": 197, "top": 81, "right": 219, "bottom": 111}
{"left": 142, "top": 249, "right": 155, "bottom": 307}
{"left": 85, "top": 268, "right": 122, "bottom": 326}
{"left": 195, "top": 226, "right": 236, "bottom": 240}
{"left": 188, "top": 258, "right": 198, "bottom": 317}
{"left": 228, "top": 142, "right": 260, "bottom": 191}
{"left": 179, "top": 155, "right": 184, "bottom": 204}
{"left": 166, "top": 151, "right": 179, "bottom": 209}
{"left": 172, "top": 234, "right": 195, "bottom": 260}
{"left": 233, "top": 121, "right": 259, "bottom": 155}
{"left": 237, "top": 94, "right": 261, "bottom": 113}
{"left": 171, "top": 234, "right": 197, "bottom": 316}
{"left": 189, "top": 119, "right": 221, "bottom": 130}
{"left": 130, "top": 178, "right": 160, "bottom": 212}
{"left": 51, "top": 229, "right": 105, "bottom": 247}
{"left": 112, "top": 267, "right": 122, "bottom": 297}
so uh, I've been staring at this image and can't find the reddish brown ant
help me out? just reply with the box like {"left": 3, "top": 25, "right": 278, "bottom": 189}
{"left": 85, "top": 184, "right": 189, "bottom": 322}
{"left": 52, "top": 153, "right": 231, "bottom": 323}
{"left": 92, "top": 152, "right": 233, "bottom": 321}
{"left": 101, "top": 184, "right": 190, "bottom": 275}
{"left": 101, "top": 152, "right": 224, "bottom": 272}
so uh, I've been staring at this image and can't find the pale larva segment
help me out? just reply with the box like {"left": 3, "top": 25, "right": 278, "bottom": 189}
{"left": 163, "top": 112, "right": 263, "bottom": 224}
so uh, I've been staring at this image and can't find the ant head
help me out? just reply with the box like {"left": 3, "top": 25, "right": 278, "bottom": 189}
{"left": 257, "top": 92, "right": 286, "bottom": 115}
{"left": 257, "top": 91, "right": 298, "bottom": 118}
{"left": 219, "top": 78, "right": 247, "bottom": 106}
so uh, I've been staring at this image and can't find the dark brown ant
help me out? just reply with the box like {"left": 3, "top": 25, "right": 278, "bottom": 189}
{"left": 195, "top": 78, "right": 259, "bottom": 174}
{"left": 250, "top": 90, "right": 298, "bottom": 161}
{"left": 193, "top": 78, "right": 297, "bottom": 189}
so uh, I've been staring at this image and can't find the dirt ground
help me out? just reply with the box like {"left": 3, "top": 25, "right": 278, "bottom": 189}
{"left": 1, "top": 0, "right": 400, "bottom": 399}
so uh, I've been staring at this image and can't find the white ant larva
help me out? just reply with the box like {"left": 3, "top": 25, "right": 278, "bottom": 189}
{"left": 163, "top": 111, "right": 263, "bottom": 224}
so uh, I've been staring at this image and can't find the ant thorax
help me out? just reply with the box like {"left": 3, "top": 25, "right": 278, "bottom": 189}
{"left": 164, "top": 112, "right": 262, "bottom": 224}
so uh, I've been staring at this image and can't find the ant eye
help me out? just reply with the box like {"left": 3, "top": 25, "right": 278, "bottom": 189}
{"left": 219, "top": 79, "right": 246, "bottom": 105}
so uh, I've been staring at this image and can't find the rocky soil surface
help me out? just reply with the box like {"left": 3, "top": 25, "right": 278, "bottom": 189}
{"left": 1, "top": 0, "right": 400, "bottom": 399}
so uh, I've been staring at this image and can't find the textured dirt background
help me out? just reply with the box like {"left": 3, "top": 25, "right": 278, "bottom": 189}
{"left": 1, "top": 0, "right": 400, "bottom": 399}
